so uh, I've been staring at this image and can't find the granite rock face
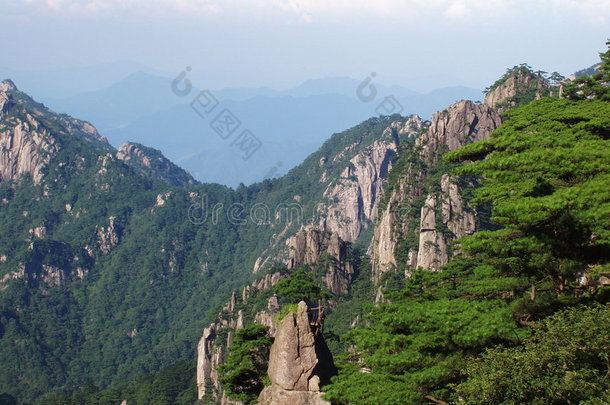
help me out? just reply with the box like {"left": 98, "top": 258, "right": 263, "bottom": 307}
{"left": 196, "top": 273, "right": 285, "bottom": 404}
{"left": 266, "top": 301, "right": 318, "bottom": 391}
{"left": 196, "top": 319, "right": 243, "bottom": 405}
{"left": 370, "top": 100, "right": 501, "bottom": 282}
{"left": 285, "top": 226, "right": 353, "bottom": 296}
{"left": 0, "top": 81, "right": 58, "bottom": 184}
{"left": 316, "top": 116, "right": 423, "bottom": 242}
{"left": 484, "top": 70, "right": 551, "bottom": 113}
{"left": 257, "top": 301, "right": 334, "bottom": 405}
{"left": 0, "top": 80, "right": 114, "bottom": 185}
{"left": 117, "top": 142, "right": 197, "bottom": 187}
{"left": 197, "top": 225, "right": 356, "bottom": 402}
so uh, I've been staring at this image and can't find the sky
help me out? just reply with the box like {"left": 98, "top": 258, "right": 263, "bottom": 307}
{"left": 1, "top": 0, "right": 609, "bottom": 92}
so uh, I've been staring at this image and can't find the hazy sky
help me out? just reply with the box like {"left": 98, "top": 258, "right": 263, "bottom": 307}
{"left": 2, "top": 0, "right": 609, "bottom": 91}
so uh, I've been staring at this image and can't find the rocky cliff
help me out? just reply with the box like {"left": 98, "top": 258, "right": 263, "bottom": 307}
{"left": 315, "top": 117, "right": 423, "bottom": 242}
{"left": 0, "top": 80, "right": 114, "bottom": 185}
{"left": 196, "top": 116, "right": 423, "bottom": 403}
{"left": 0, "top": 80, "right": 58, "bottom": 184}
{"left": 285, "top": 226, "right": 354, "bottom": 296}
{"left": 196, "top": 274, "right": 284, "bottom": 404}
{"left": 196, "top": 225, "right": 354, "bottom": 402}
{"left": 370, "top": 100, "right": 502, "bottom": 283}
{"left": 484, "top": 67, "right": 552, "bottom": 113}
{"left": 117, "top": 142, "right": 197, "bottom": 187}
{"left": 257, "top": 301, "right": 335, "bottom": 405}
{"left": 247, "top": 116, "right": 422, "bottom": 280}
{"left": 0, "top": 80, "right": 196, "bottom": 189}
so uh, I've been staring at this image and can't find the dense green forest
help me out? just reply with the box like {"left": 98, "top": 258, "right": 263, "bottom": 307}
{"left": 324, "top": 44, "right": 610, "bottom": 404}
{"left": 0, "top": 82, "right": 402, "bottom": 403}
{"left": 1, "top": 37, "right": 609, "bottom": 405}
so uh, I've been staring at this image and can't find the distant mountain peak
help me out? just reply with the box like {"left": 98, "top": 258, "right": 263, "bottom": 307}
{"left": 1, "top": 79, "right": 17, "bottom": 91}
{"left": 0, "top": 79, "right": 116, "bottom": 184}
{"left": 117, "top": 142, "right": 198, "bottom": 187}
{"left": 0, "top": 80, "right": 196, "bottom": 188}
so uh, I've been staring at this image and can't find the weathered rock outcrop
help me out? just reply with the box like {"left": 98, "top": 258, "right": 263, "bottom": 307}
{"left": 96, "top": 216, "right": 122, "bottom": 254}
{"left": 0, "top": 81, "right": 58, "bottom": 184}
{"left": 255, "top": 295, "right": 281, "bottom": 336}
{"left": 19, "top": 240, "right": 90, "bottom": 289}
{"left": 197, "top": 321, "right": 242, "bottom": 405}
{"left": 0, "top": 79, "right": 112, "bottom": 185}
{"left": 484, "top": 70, "right": 551, "bottom": 113}
{"left": 117, "top": 142, "right": 197, "bottom": 187}
{"left": 286, "top": 226, "right": 353, "bottom": 296}
{"left": 257, "top": 301, "right": 335, "bottom": 405}
{"left": 198, "top": 226, "right": 357, "bottom": 402}
{"left": 370, "top": 100, "right": 501, "bottom": 282}
{"left": 0, "top": 81, "right": 15, "bottom": 116}
{"left": 415, "top": 174, "right": 476, "bottom": 271}
{"left": 316, "top": 117, "right": 422, "bottom": 242}
{"left": 196, "top": 117, "right": 420, "bottom": 403}
{"left": 197, "top": 226, "right": 358, "bottom": 402}
{"left": 197, "top": 273, "right": 285, "bottom": 404}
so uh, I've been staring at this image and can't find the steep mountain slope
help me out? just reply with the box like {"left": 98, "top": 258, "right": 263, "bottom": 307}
{"left": 0, "top": 80, "right": 255, "bottom": 402}
{"left": 116, "top": 142, "right": 197, "bottom": 187}
{"left": 192, "top": 99, "right": 506, "bottom": 403}
{"left": 0, "top": 63, "right": 571, "bottom": 404}
{"left": 9, "top": 49, "right": 608, "bottom": 405}
{"left": 370, "top": 100, "right": 501, "bottom": 282}
{"left": 0, "top": 79, "right": 112, "bottom": 184}
{"left": 0, "top": 80, "right": 419, "bottom": 403}
{"left": 323, "top": 50, "right": 610, "bottom": 405}
{"left": 369, "top": 67, "right": 559, "bottom": 290}
{"left": 191, "top": 66, "right": 566, "bottom": 405}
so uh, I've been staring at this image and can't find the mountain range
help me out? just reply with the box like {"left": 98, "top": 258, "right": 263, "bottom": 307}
{"left": 0, "top": 47, "right": 609, "bottom": 405}
{"left": 1, "top": 65, "right": 483, "bottom": 186}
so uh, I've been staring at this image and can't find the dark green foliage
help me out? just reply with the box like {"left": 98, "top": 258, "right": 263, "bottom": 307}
{"left": 0, "top": 394, "right": 17, "bottom": 405}
{"left": 273, "top": 267, "right": 329, "bottom": 304}
{"left": 457, "top": 304, "right": 610, "bottom": 404}
{"left": 327, "top": 66, "right": 610, "bottom": 404}
{"left": 564, "top": 40, "right": 610, "bottom": 101}
{"left": 484, "top": 64, "right": 560, "bottom": 109}
{"left": 447, "top": 97, "right": 610, "bottom": 296}
{"left": 35, "top": 360, "right": 197, "bottom": 405}
{"left": 217, "top": 324, "right": 273, "bottom": 405}
{"left": 323, "top": 268, "right": 524, "bottom": 405}
{"left": 0, "top": 84, "right": 407, "bottom": 403}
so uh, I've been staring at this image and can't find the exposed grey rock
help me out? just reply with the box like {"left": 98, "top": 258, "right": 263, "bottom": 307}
{"left": 96, "top": 216, "right": 121, "bottom": 254}
{"left": 22, "top": 258, "right": 86, "bottom": 289}
{"left": 316, "top": 117, "right": 423, "bottom": 242}
{"left": 370, "top": 100, "right": 501, "bottom": 283}
{"left": 257, "top": 384, "right": 328, "bottom": 405}
{"left": 0, "top": 110, "right": 58, "bottom": 184}
{"left": 117, "top": 142, "right": 197, "bottom": 187}
{"left": 416, "top": 195, "right": 449, "bottom": 271}
{"left": 440, "top": 174, "right": 476, "bottom": 239}
{"left": 0, "top": 80, "right": 16, "bottom": 117}
{"left": 257, "top": 301, "right": 334, "bottom": 405}
{"left": 196, "top": 320, "right": 243, "bottom": 405}
{"left": 266, "top": 302, "right": 317, "bottom": 391}
{"left": 285, "top": 226, "right": 353, "bottom": 295}
{"left": 485, "top": 71, "right": 551, "bottom": 113}
{"left": 0, "top": 80, "right": 115, "bottom": 186}
{"left": 255, "top": 296, "right": 281, "bottom": 336}
{"left": 197, "top": 273, "right": 286, "bottom": 403}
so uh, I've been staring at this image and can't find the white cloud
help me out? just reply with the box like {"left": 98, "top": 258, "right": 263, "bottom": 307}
{"left": 7, "top": 0, "right": 610, "bottom": 25}
{"left": 548, "top": 0, "right": 610, "bottom": 24}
